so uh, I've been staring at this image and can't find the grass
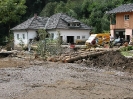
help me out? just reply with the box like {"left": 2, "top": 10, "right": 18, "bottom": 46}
{"left": 120, "top": 45, "right": 133, "bottom": 57}
{"left": 121, "top": 51, "right": 133, "bottom": 57}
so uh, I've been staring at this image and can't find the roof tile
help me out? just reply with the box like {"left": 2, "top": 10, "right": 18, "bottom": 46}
{"left": 107, "top": 3, "right": 133, "bottom": 14}
{"left": 11, "top": 13, "right": 92, "bottom": 30}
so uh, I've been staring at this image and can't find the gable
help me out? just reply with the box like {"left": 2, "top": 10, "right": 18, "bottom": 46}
{"left": 56, "top": 18, "right": 69, "bottom": 29}
{"left": 46, "top": 13, "right": 92, "bottom": 30}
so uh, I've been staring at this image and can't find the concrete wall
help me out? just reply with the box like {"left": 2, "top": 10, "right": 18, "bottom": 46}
{"left": 47, "top": 29, "right": 90, "bottom": 43}
{"left": 125, "top": 29, "right": 132, "bottom": 42}
{"left": 13, "top": 30, "right": 37, "bottom": 47}
{"left": 110, "top": 30, "right": 114, "bottom": 37}
{"left": 13, "top": 29, "right": 90, "bottom": 48}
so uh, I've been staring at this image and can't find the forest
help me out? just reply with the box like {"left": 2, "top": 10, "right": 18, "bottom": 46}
{"left": 0, "top": 0, "right": 132, "bottom": 45}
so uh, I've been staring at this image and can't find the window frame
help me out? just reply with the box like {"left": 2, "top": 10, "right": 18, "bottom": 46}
{"left": 17, "top": 34, "right": 19, "bottom": 39}
{"left": 82, "top": 35, "right": 85, "bottom": 39}
{"left": 124, "top": 14, "right": 129, "bottom": 20}
{"left": 22, "top": 34, "right": 25, "bottom": 39}
{"left": 77, "top": 36, "right": 80, "bottom": 39}
{"left": 68, "top": 22, "right": 80, "bottom": 27}
{"left": 51, "top": 33, "right": 54, "bottom": 39}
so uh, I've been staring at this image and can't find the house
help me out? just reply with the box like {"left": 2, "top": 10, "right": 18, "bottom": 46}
{"left": 107, "top": 3, "right": 133, "bottom": 43}
{"left": 45, "top": 13, "right": 92, "bottom": 44}
{"left": 11, "top": 14, "right": 49, "bottom": 48}
{"left": 11, "top": 13, "right": 92, "bottom": 48}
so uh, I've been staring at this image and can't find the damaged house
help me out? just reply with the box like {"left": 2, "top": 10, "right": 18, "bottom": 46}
{"left": 11, "top": 13, "right": 92, "bottom": 48}
{"left": 107, "top": 3, "right": 133, "bottom": 43}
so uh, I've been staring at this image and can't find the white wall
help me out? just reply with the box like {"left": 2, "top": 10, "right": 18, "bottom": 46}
{"left": 27, "top": 30, "right": 37, "bottom": 40}
{"left": 110, "top": 30, "right": 114, "bottom": 37}
{"left": 47, "top": 29, "right": 90, "bottom": 43}
{"left": 125, "top": 29, "right": 132, "bottom": 42}
{"left": 14, "top": 30, "right": 37, "bottom": 47}
{"left": 125, "top": 29, "right": 132, "bottom": 35}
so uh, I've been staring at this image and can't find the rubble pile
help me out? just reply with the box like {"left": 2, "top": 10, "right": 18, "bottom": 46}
{"left": 84, "top": 50, "right": 133, "bottom": 72}
{"left": 1, "top": 48, "right": 133, "bottom": 73}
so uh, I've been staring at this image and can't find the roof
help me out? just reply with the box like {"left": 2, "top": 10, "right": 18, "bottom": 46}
{"left": 11, "top": 13, "right": 92, "bottom": 31}
{"left": 11, "top": 16, "right": 49, "bottom": 30}
{"left": 107, "top": 3, "right": 133, "bottom": 14}
{"left": 46, "top": 13, "right": 92, "bottom": 30}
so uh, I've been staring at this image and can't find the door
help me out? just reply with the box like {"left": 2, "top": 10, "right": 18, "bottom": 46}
{"left": 67, "top": 36, "right": 74, "bottom": 43}
{"left": 126, "top": 35, "right": 130, "bottom": 42}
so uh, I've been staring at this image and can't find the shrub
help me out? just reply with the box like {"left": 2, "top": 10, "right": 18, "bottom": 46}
{"left": 120, "top": 46, "right": 133, "bottom": 51}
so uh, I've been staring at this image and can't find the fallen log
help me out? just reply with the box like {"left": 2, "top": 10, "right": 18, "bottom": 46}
{"left": 65, "top": 51, "right": 108, "bottom": 63}
{"left": 65, "top": 56, "right": 81, "bottom": 63}
{"left": 80, "top": 54, "right": 88, "bottom": 59}
{"left": 47, "top": 50, "right": 119, "bottom": 63}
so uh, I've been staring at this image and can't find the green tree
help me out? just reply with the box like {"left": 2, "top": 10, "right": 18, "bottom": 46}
{"left": 0, "top": 0, "right": 27, "bottom": 36}
{"left": 55, "top": 1, "right": 68, "bottom": 13}
{"left": 81, "top": 0, "right": 92, "bottom": 18}
{"left": 40, "top": 2, "right": 58, "bottom": 17}
{"left": 65, "top": 0, "right": 83, "bottom": 19}
{"left": 101, "top": 14, "right": 110, "bottom": 32}
{"left": 37, "top": 29, "right": 47, "bottom": 58}
{"left": 80, "top": 0, "right": 125, "bottom": 33}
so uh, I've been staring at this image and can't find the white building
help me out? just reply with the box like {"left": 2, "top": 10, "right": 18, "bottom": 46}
{"left": 11, "top": 13, "right": 92, "bottom": 49}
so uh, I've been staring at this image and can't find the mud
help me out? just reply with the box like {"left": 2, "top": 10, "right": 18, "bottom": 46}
{"left": 76, "top": 50, "right": 133, "bottom": 73}
{"left": 0, "top": 50, "right": 133, "bottom": 99}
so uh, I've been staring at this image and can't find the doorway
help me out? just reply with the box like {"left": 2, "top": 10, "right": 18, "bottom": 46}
{"left": 67, "top": 36, "right": 74, "bottom": 43}
{"left": 126, "top": 35, "right": 130, "bottom": 42}
{"left": 114, "top": 30, "right": 125, "bottom": 39}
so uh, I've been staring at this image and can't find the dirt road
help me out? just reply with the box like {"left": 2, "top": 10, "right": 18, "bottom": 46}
{"left": 0, "top": 61, "right": 133, "bottom": 99}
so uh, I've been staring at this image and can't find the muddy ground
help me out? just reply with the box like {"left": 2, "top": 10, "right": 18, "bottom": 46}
{"left": 0, "top": 50, "right": 133, "bottom": 99}
{"left": 79, "top": 50, "right": 133, "bottom": 73}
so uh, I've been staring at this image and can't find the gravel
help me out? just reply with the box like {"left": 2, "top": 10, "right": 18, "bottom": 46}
{"left": 0, "top": 61, "right": 133, "bottom": 99}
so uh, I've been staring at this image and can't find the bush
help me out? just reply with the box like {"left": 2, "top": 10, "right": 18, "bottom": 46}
{"left": 120, "top": 46, "right": 133, "bottom": 51}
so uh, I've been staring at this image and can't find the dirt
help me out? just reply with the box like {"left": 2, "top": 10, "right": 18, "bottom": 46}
{"left": 83, "top": 50, "right": 133, "bottom": 72}
{"left": 0, "top": 50, "right": 133, "bottom": 99}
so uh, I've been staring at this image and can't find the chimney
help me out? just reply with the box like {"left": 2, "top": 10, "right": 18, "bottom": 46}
{"left": 34, "top": 13, "right": 37, "bottom": 19}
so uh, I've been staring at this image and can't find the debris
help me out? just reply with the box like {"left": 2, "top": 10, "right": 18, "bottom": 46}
{"left": 85, "top": 50, "right": 133, "bottom": 72}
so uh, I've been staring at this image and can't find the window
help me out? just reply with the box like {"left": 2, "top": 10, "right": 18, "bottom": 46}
{"left": 82, "top": 36, "right": 85, "bottom": 39}
{"left": 72, "top": 23, "right": 75, "bottom": 26}
{"left": 77, "top": 36, "right": 80, "bottom": 39}
{"left": 51, "top": 33, "right": 54, "bottom": 39}
{"left": 124, "top": 15, "right": 129, "bottom": 20}
{"left": 68, "top": 22, "right": 80, "bottom": 27}
{"left": 23, "top": 34, "right": 25, "bottom": 39}
{"left": 76, "top": 23, "right": 80, "bottom": 27}
{"left": 17, "top": 34, "right": 19, "bottom": 39}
